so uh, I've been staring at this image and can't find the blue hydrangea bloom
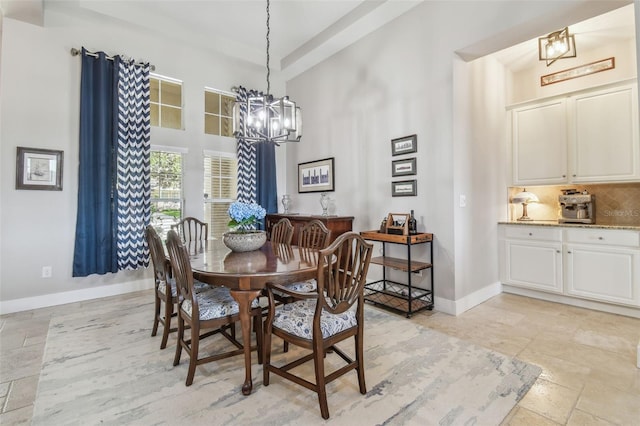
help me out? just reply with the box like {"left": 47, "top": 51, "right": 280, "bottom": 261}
{"left": 227, "top": 201, "right": 266, "bottom": 230}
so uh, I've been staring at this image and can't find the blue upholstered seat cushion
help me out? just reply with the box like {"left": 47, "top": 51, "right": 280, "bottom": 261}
{"left": 272, "top": 298, "right": 356, "bottom": 340}
{"left": 158, "top": 277, "right": 210, "bottom": 298}
{"left": 282, "top": 278, "right": 317, "bottom": 293}
{"left": 157, "top": 279, "right": 177, "bottom": 298}
{"left": 181, "top": 286, "right": 260, "bottom": 320}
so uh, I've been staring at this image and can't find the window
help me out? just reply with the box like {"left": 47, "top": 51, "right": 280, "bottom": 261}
{"left": 150, "top": 149, "right": 183, "bottom": 238}
{"left": 204, "top": 151, "right": 238, "bottom": 239}
{"left": 150, "top": 74, "right": 183, "bottom": 129}
{"left": 204, "top": 88, "right": 235, "bottom": 137}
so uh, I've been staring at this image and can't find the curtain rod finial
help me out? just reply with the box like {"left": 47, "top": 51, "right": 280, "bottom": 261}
{"left": 70, "top": 47, "right": 80, "bottom": 56}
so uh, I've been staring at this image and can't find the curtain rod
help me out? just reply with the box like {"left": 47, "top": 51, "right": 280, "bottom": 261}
{"left": 70, "top": 48, "right": 156, "bottom": 71}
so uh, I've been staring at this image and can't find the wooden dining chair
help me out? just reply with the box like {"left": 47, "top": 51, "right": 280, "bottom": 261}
{"left": 165, "top": 230, "right": 263, "bottom": 386}
{"left": 263, "top": 232, "right": 373, "bottom": 419}
{"left": 269, "top": 218, "right": 294, "bottom": 244}
{"left": 145, "top": 225, "right": 178, "bottom": 349}
{"left": 172, "top": 217, "right": 208, "bottom": 243}
{"left": 275, "top": 219, "right": 331, "bottom": 352}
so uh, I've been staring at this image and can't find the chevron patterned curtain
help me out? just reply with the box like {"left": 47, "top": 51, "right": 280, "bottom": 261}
{"left": 115, "top": 60, "right": 151, "bottom": 270}
{"left": 234, "top": 86, "right": 278, "bottom": 223}
{"left": 73, "top": 49, "right": 150, "bottom": 277}
{"left": 235, "top": 86, "right": 258, "bottom": 203}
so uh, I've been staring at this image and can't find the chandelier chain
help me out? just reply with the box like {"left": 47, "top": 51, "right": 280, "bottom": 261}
{"left": 266, "top": 0, "right": 271, "bottom": 95}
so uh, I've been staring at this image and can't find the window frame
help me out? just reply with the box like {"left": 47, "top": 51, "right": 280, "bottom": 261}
{"left": 150, "top": 146, "right": 186, "bottom": 238}
{"left": 204, "top": 87, "right": 235, "bottom": 137}
{"left": 150, "top": 73, "right": 184, "bottom": 130}
{"left": 203, "top": 150, "right": 238, "bottom": 239}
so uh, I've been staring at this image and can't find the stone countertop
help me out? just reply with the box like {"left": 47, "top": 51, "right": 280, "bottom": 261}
{"left": 498, "top": 220, "right": 640, "bottom": 231}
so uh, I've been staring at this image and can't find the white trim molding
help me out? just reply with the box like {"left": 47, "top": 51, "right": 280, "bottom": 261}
{"left": 0, "top": 279, "right": 153, "bottom": 315}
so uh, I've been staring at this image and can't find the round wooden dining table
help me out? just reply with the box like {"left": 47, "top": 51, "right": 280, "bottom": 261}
{"left": 187, "top": 239, "right": 320, "bottom": 395}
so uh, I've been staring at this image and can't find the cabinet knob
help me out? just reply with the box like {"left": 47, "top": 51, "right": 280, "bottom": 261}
{"left": 528, "top": 232, "right": 533, "bottom": 236}
{"left": 567, "top": 250, "right": 572, "bottom": 254}
{"left": 598, "top": 236, "right": 604, "bottom": 240}
{"left": 556, "top": 250, "right": 561, "bottom": 253}
{"left": 572, "top": 174, "right": 577, "bottom": 177}
{"left": 562, "top": 174, "right": 566, "bottom": 178}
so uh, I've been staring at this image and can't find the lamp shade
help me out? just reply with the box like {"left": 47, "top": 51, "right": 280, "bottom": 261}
{"left": 511, "top": 191, "right": 539, "bottom": 204}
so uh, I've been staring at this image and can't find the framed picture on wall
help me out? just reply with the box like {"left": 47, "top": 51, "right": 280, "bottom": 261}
{"left": 391, "top": 134, "right": 417, "bottom": 156}
{"left": 15, "top": 147, "right": 63, "bottom": 191}
{"left": 391, "top": 179, "right": 417, "bottom": 197}
{"left": 392, "top": 157, "right": 417, "bottom": 177}
{"left": 298, "top": 157, "right": 335, "bottom": 193}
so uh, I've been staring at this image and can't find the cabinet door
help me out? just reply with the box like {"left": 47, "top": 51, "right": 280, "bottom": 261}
{"left": 503, "top": 240, "right": 563, "bottom": 293}
{"left": 570, "top": 84, "right": 639, "bottom": 182}
{"left": 565, "top": 244, "right": 639, "bottom": 306}
{"left": 512, "top": 100, "right": 568, "bottom": 185}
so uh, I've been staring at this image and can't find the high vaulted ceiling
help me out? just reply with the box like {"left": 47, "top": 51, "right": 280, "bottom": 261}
{"left": 1, "top": 1, "right": 635, "bottom": 78}
{"left": 1, "top": 0, "right": 423, "bottom": 79}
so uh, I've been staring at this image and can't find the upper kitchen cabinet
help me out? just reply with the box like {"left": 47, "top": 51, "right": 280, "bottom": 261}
{"left": 570, "top": 83, "right": 639, "bottom": 182}
{"left": 512, "top": 99, "right": 568, "bottom": 185}
{"left": 510, "top": 80, "right": 640, "bottom": 186}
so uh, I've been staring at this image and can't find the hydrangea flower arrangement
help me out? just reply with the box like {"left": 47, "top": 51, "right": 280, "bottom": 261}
{"left": 227, "top": 201, "right": 267, "bottom": 232}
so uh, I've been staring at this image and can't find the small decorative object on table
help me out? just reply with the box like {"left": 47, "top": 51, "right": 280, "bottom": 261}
{"left": 223, "top": 201, "right": 267, "bottom": 252}
{"left": 409, "top": 210, "right": 417, "bottom": 235}
{"left": 281, "top": 194, "right": 291, "bottom": 214}
{"left": 319, "top": 193, "right": 330, "bottom": 216}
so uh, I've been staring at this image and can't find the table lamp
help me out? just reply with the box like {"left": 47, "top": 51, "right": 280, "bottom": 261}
{"left": 511, "top": 189, "right": 539, "bottom": 221}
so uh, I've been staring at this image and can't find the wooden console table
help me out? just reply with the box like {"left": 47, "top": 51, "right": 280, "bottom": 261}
{"left": 265, "top": 214, "right": 354, "bottom": 245}
{"left": 360, "top": 230, "right": 434, "bottom": 317}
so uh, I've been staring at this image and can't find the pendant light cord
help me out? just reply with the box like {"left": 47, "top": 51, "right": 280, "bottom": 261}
{"left": 266, "top": 0, "right": 271, "bottom": 96}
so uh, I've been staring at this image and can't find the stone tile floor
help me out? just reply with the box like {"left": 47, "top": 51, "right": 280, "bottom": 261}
{"left": 1, "top": 291, "right": 639, "bottom": 425}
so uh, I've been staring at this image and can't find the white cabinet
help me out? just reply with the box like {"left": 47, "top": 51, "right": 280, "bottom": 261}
{"left": 499, "top": 224, "right": 640, "bottom": 308}
{"left": 512, "top": 100, "right": 568, "bottom": 185}
{"left": 510, "top": 81, "right": 639, "bottom": 185}
{"left": 499, "top": 226, "right": 563, "bottom": 293}
{"left": 570, "top": 84, "right": 639, "bottom": 182}
{"left": 564, "top": 228, "right": 640, "bottom": 306}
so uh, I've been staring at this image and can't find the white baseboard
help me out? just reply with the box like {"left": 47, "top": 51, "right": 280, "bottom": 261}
{"left": 0, "top": 279, "right": 153, "bottom": 315}
{"left": 502, "top": 285, "right": 640, "bottom": 319}
{"left": 435, "top": 281, "right": 503, "bottom": 316}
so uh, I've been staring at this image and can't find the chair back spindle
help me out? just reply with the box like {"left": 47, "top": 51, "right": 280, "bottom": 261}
{"left": 270, "top": 218, "right": 294, "bottom": 244}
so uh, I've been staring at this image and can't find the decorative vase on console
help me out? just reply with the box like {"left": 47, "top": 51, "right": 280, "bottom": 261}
{"left": 281, "top": 194, "right": 291, "bottom": 214}
{"left": 223, "top": 201, "right": 267, "bottom": 252}
{"left": 319, "top": 193, "right": 330, "bottom": 216}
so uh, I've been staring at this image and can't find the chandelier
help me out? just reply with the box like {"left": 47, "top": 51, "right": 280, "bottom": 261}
{"left": 233, "top": 0, "right": 302, "bottom": 144}
{"left": 538, "top": 27, "right": 577, "bottom": 67}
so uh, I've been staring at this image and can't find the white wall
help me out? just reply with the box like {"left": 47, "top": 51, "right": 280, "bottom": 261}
{"left": 1, "top": 0, "right": 632, "bottom": 314}
{"left": 0, "top": 9, "right": 279, "bottom": 312}
{"left": 283, "top": 0, "right": 631, "bottom": 312}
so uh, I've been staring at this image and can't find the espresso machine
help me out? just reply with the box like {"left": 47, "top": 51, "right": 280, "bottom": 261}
{"left": 559, "top": 189, "right": 595, "bottom": 224}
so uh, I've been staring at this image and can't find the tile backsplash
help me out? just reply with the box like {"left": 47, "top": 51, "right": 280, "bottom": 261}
{"left": 508, "top": 183, "right": 640, "bottom": 226}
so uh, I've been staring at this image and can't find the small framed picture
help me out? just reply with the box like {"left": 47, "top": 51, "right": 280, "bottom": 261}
{"left": 392, "top": 157, "right": 417, "bottom": 177}
{"left": 298, "top": 157, "right": 335, "bottom": 193}
{"left": 391, "top": 134, "right": 417, "bottom": 156}
{"left": 16, "top": 147, "right": 63, "bottom": 191}
{"left": 391, "top": 179, "right": 417, "bottom": 197}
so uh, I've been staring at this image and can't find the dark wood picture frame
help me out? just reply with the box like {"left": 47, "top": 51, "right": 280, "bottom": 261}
{"left": 391, "top": 179, "right": 417, "bottom": 197}
{"left": 391, "top": 134, "right": 417, "bottom": 156}
{"left": 298, "top": 157, "right": 335, "bottom": 193}
{"left": 392, "top": 157, "right": 417, "bottom": 177}
{"left": 16, "top": 147, "right": 63, "bottom": 191}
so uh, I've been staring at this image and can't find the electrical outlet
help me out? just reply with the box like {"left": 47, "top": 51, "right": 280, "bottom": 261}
{"left": 459, "top": 194, "right": 467, "bottom": 207}
{"left": 42, "top": 266, "right": 52, "bottom": 278}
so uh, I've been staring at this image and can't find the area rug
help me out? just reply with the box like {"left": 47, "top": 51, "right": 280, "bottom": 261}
{"left": 33, "top": 296, "right": 541, "bottom": 425}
